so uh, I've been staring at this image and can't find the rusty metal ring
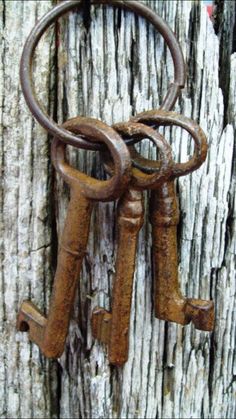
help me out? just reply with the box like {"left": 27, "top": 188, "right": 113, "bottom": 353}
{"left": 20, "top": 0, "right": 185, "bottom": 150}
{"left": 103, "top": 121, "right": 173, "bottom": 189}
{"left": 52, "top": 116, "right": 131, "bottom": 201}
{"left": 131, "top": 110, "right": 208, "bottom": 178}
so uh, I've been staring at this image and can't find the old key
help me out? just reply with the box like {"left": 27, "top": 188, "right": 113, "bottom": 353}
{"left": 92, "top": 122, "right": 173, "bottom": 365}
{"left": 17, "top": 117, "right": 131, "bottom": 358}
{"left": 132, "top": 110, "right": 214, "bottom": 331}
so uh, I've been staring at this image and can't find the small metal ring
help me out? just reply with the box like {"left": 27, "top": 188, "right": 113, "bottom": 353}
{"left": 21, "top": 0, "right": 185, "bottom": 150}
{"left": 131, "top": 110, "right": 208, "bottom": 178}
{"left": 52, "top": 116, "right": 131, "bottom": 201}
{"left": 103, "top": 121, "right": 173, "bottom": 189}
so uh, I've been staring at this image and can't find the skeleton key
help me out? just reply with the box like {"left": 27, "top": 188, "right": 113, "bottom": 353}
{"left": 132, "top": 110, "right": 214, "bottom": 331}
{"left": 92, "top": 122, "right": 173, "bottom": 365}
{"left": 17, "top": 116, "right": 131, "bottom": 358}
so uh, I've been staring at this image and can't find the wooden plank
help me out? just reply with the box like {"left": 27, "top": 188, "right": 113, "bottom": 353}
{"left": 0, "top": 1, "right": 235, "bottom": 418}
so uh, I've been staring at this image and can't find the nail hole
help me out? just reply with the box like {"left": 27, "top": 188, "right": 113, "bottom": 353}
{"left": 20, "top": 321, "right": 30, "bottom": 332}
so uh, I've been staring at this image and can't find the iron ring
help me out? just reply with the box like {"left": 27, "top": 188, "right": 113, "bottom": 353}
{"left": 52, "top": 116, "right": 132, "bottom": 201}
{"left": 131, "top": 110, "right": 208, "bottom": 177}
{"left": 21, "top": 0, "right": 185, "bottom": 151}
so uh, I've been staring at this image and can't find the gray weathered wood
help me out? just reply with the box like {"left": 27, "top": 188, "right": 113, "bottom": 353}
{"left": 0, "top": 1, "right": 58, "bottom": 418}
{"left": 0, "top": 1, "right": 235, "bottom": 418}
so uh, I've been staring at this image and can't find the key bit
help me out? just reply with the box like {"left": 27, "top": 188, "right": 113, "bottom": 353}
{"left": 92, "top": 308, "right": 112, "bottom": 345}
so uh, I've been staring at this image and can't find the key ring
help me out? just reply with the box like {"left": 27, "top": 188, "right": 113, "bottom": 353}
{"left": 20, "top": 0, "right": 185, "bottom": 150}
{"left": 52, "top": 116, "right": 132, "bottom": 201}
{"left": 131, "top": 110, "right": 208, "bottom": 177}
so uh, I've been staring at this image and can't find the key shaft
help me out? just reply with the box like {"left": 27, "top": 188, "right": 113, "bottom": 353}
{"left": 92, "top": 188, "right": 144, "bottom": 365}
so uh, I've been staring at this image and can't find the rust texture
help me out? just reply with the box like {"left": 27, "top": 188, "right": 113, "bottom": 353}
{"left": 150, "top": 181, "right": 214, "bottom": 331}
{"left": 17, "top": 117, "right": 131, "bottom": 358}
{"left": 92, "top": 188, "right": 144, "bottom": 366}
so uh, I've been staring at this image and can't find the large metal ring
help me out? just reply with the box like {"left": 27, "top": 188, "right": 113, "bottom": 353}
{"left": 51, "top": 117, "right": 131, "bottom": 201}
{"left": 131, "top": 110, "right": 208, "bottom": 177}
{"left": 21, "top": 0, "right": 185, "bottom": 150}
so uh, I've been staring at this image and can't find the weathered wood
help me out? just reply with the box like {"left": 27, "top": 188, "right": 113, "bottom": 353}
{"left": 0, "top": 1, "right": 235, "bottom": 418}
{"left": 0, "top": 1, "right": 58, "bottom": 418}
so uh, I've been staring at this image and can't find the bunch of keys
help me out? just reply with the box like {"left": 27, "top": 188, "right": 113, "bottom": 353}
{"left": 17, "top": 0, "right": 214, "bottom": 365}
{"left": 92, "top": 112, "right": 214, "bottom": 366}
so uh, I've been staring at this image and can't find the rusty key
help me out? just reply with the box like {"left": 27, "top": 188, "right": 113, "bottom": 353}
{"left": 17, "top": 117, "right": 131, "bottom": 358}
{"left": 92, "top": 188, "right": 144, "bottom": 365}
{"left": 132, "top": 110, "right": 214, "bottom": 331}
{"left": 92, "top": 122, "right": 173, "bottom": 365}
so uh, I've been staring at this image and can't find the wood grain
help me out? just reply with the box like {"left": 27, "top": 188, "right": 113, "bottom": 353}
{"left": 0, "top": 1, "right": 235, "bottom": 418}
